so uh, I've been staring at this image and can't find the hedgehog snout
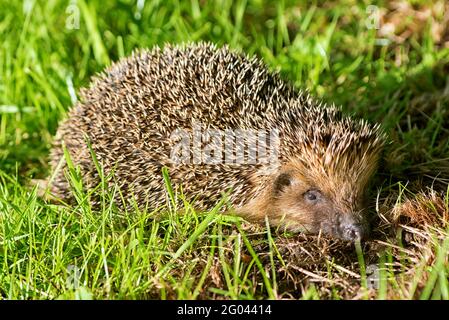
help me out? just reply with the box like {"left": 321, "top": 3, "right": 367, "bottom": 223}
{"left": 337, "top": 215, "right": 368, "bottom": 241}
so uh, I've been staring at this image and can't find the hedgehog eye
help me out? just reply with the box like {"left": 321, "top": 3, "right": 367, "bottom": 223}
{"left": 273, "top": 173, "right": 292, "bottom": 195}
{"left": 303, "top": 190, "right": 322, "bottom": 203}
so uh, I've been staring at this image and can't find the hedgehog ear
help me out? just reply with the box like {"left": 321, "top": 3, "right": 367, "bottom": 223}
{"left": 273, "top": 172, "right": 293, "bottom": 195}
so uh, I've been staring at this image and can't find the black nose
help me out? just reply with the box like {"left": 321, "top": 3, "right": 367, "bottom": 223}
{"left": 340, "top": 223, "right": 365, "bottom": 241}
{"left": 336, "top": 215, "right": 369, "bottom": 241}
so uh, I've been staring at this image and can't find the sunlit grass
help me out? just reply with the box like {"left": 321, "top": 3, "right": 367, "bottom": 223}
{"left": 1, "top": 0, "right": 449, "bottom": 299}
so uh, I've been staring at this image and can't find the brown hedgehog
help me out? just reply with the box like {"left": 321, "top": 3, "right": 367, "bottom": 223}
{"left": 47, "top": 42, "right": 386, "bottom": 241}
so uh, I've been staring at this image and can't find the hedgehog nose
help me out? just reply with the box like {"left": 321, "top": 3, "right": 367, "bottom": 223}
{"left": 338, "top": 216, "right": 367, "bottom": 241}
{"left": 341, "top": 224, "right": 364, "bottom": 241}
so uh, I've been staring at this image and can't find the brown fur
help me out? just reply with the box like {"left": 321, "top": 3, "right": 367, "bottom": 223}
{"left": 47, "top": 42, "right": 387, "bottom": 240}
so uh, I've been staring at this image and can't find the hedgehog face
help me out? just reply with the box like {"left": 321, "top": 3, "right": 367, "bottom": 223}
{"left": 268, "top": 168, "right": 370, "bottom": 241}
{"left": 257, "top": 117, "right": 386, "bottom": 241}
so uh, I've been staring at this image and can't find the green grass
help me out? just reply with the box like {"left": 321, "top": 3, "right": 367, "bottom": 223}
{"left": 1, "top": 0, "right": 449, "bottom": 299}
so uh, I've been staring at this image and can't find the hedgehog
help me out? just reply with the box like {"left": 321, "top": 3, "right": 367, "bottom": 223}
{"left": 47, "top": 42, "right": 387, "bottom": 241}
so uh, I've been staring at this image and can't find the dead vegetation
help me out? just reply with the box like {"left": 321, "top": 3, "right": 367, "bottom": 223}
{"left": 144, "top": 187, "right": 448, "bottom": 299}
{"left": 377, "top": 1, "right": 449, "bottom": 48}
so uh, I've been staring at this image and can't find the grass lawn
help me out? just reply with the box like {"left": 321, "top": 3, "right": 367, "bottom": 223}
{"left": 1, "top": 0, "right": 449, "bottom": 299}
